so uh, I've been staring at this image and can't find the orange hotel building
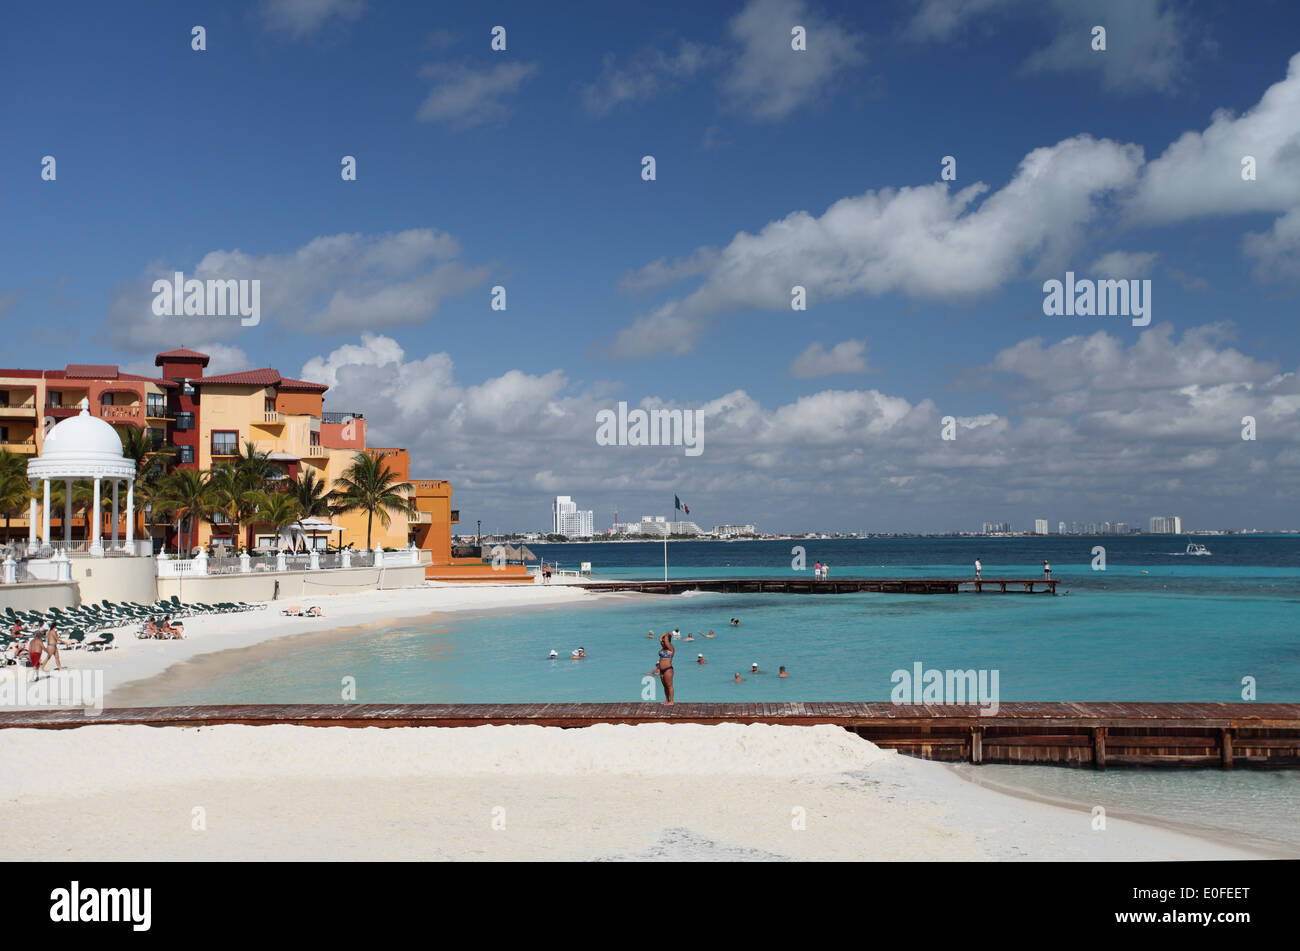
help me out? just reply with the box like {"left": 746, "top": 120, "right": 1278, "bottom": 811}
{"left": 0, "top": 348, "right": 525, "bottom": 580}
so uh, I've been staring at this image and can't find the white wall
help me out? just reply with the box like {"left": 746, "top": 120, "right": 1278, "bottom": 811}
{"left": 155, "top": 563, "right": 426, "bottom": 603}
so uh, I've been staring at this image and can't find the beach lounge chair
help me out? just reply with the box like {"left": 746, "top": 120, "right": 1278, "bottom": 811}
{"left": 85, "top": 631, "right": 116, "bottom": 651}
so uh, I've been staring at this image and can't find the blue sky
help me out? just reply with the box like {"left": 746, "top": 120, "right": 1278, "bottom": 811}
{"left": 3, "top": 0, "right": 1300, "bottom": 533}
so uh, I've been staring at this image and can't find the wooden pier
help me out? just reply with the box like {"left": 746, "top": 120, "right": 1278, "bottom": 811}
{"left": 2, "top": 702, "right": 1296, "bottom": 769}
{"left": 577, "top": 577, "right": 1058, "bottom": 595}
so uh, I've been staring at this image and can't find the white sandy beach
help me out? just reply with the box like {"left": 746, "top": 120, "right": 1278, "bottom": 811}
{"left": 0, "top": 722, "right": 1266, "bottom": 861}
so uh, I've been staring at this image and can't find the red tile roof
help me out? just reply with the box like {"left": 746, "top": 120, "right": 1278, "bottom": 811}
{"left": 65, "top": 363, "right": 119, "bottom": 379}
{"left": 155, "top": 348, "right": 211, "bottom": 366}
{"left": 198, "top": 368, "right": 328, "bottom": 392}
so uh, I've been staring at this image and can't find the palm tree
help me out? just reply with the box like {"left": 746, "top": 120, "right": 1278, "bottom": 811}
{"left": 287, "top": 468, "right": 335, "bottom": 550}
{"left": 118, "top": 425, "right": 175, "bottom": 483}
{"left": 236, "top": 440, "right": 271, "bottom": 484}
{"left": 157, "top": 468, "right": 212, "bottom": 555}
{"left": 249, "top": 490, "right": 301, "bottom": 549}
{"left": 0, "top": 450, "right": 29, "bottom": 544}
{"left": 331, "top": 451, "right": 417, "bottom": 549}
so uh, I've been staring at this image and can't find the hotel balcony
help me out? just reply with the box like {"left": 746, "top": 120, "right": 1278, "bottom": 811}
{"left": 0, "top": 439, "right": 37, "bottom": 454}
{"left": 450, "top": 509, "right": 459, "bottom": 523}
{"left": 97, "top": 404, "right": 143, "bottom": 423}
{"left": 304, "top": 444, "right": 328, "bottom": 458}
{"left": 0, "top": 403, "right": 37, "bottom": 418}
{"left": 412, "top": 511, "right": 433, "bottom": 524}
{"left": 257, "top": 411, "right": 285, "bottom": 427}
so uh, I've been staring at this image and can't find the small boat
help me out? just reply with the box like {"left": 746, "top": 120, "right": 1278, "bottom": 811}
{"left": 1182, "top": 541, "right": 1211, "bottom": 556}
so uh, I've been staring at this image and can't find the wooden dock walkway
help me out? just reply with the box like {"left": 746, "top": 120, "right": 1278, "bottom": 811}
{"left": 577, "top": 577, "right": 1059, "bottom": 595}
{"left": 2, "top": 702, "right": 1296, "bottom": 769}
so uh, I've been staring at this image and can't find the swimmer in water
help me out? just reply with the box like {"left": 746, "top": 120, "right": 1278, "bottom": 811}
{"left": 549, "top": 650, "right": 558, "bottom": 659}
{"left": 732, "top": 672, "right": 745, "bottom": 683}
{"left": 750, "top": 662, "right": 762, "bottom": 674}
{"left": 704, "top": 629, "right": 714, "bottom": 638}
{"left": 684, "top": 632, "right": 694, "bottom": 641}
{"left": 778, "top": 666, "right": 789, "bottom": 678}
{"left": 697, "top": 654, "right": 706, "bottom": 664}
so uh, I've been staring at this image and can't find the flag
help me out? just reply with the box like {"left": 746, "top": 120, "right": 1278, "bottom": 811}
{"left": 675, "top": 495, "right": 689, "bottom": 515}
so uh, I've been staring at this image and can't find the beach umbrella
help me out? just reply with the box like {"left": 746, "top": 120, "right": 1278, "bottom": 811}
{"left": 518, "top": 545, "right": 537, "bottom": 562}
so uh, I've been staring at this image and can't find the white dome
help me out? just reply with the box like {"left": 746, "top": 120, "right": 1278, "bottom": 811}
{"left": 42, "top": 401, "right": 127, "bottom": 461}
{"left": 27, "top": 399, "right": 137, "bottom": 481}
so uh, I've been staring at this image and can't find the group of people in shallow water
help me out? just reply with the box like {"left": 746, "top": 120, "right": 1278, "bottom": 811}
{"left": 543, "top": 619, "right": 789, "bottom": 704}
{"left": 650, "top": 623, "right": 788, "bottom": 705}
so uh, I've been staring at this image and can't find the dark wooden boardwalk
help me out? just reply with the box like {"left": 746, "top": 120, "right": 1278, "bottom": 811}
{"left": 578, "top": 577, "right": 1059, "bottom": 595}
{"left": 2, "top": 702, "right": 1296, "bottom": 769}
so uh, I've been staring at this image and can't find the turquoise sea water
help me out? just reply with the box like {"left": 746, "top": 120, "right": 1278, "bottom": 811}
{"left": 142, "top": 537, "right": 1299, "bottom": 852}
{"left": 149, "top": 536, "right": 1300, "bottom": 704}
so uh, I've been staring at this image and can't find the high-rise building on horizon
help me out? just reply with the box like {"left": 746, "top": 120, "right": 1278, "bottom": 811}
{"left": 551, "top": 495, "right": 593, "bottom": 537}
{"left": 1034, "top": 519, "right": 1048, "bottom": 535}
{"left": 1148, "top": 515, "right": 1183, "bottom": 534}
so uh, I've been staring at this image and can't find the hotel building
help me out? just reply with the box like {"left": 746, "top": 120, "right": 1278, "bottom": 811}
{"left": 0, "top": 348, "right": 524, "bottom": 580}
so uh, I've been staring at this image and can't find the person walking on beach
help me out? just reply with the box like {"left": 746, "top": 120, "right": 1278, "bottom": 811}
{"left": 655, "top": 632, "right": 675, "bottom": 704}
{"left": 26, "top": 634, "right": 44, "bottom": 681}
{"left": 40, "top": 622, "right": 63, "bottom": 672}
{"left": 975, "top": 558, "right": 982, "bottom": 580}
{"left": 1043, "top": 560, "right": 1052, "bottom": 581}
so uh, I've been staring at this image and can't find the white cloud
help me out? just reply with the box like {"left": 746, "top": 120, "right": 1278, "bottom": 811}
{"left": 618, "top": 247, "right": 721, "bottom": 293}
{"left": 103, "top": 229, "right": 490, "bottom": 350}
{"left": 1021, "top": 0, "right": 1191, "bottom": 94}
{"left": 416, "top": 62, "right": 538, "bottom": 126}
{"left": 582, "top": 42, "right": 716, "bottom": 116}
{"left": 1243, "top": 206, "right": 1300, "bottom": 283}
{"left": 260, "top": 0, "right": 364, "bottom": 39}
{"left": 721, "top": 0, "right": 866, "bottom": 120}
{"left": 298, "top": 323, "right": 1300, "bottom": 530}
{"left": 789, "top": 339, "right": 870, "bottom": 377}
{"left": 1090, "top": 250, "right": 1159, "bottom": 277}
{"left": 905, "top": 0, "right": 1196, "bottom": 94}
{"left": 1128, "top": 52, "right": 1300, "bottom": 224}
{"left": 611, "top": 134, "right": 1142, "bottom": 357}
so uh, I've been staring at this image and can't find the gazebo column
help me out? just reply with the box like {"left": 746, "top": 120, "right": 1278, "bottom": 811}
{"left": 90, "top": 477, "right": 103, "bottom": 557}
{"left": 27, "top": 488, "right": 37, "bottom": 552}
{"left": 125, "top": 478, "right": 135, "bottom": 549}
{"left": 42, "top": 480, "right": 50, "bottom": 547}
{"left": 111, "top": 479, "right": 120, "bottom": 549}
{"left": 64, "top": 478, "right": 72, "bottom": 545}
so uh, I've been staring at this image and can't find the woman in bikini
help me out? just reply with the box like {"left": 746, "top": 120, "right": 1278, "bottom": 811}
{"left": 40, "top": 623, "right": 63, "bottom": 671}
{"left": 655, "top": 631, "right": 675, "bottom": 705}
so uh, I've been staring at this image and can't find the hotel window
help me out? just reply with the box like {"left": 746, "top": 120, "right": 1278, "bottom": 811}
{"left": 46, "top": 391, "right": 62, "bottom": 408}
{"left": 100, "top": 392, "right": 116, "bottom": 406}
{"left": 0, "top": 426, "right": 8, "bottom": 443}
{"left": 147, "top": 428, "right": 165, "bottom": 449}
{"left": 174, "top": 411, "right": 194, "bottom": 431}
{"left": 211, "top": 431, "right": 239, "bottom": 456}
{"left": 310, "top": 431, "right": 320, "bottom": 446}
{"left": 265, "top": 397, "right": 276, "bottom": 413}
{"left": 0, "top": 390, "right": 8, "bottom": 407}
{"left": 177, "top": 446, "right": 195, "bottom": 464}
{"left": 147, "top": 393, "right": 166, "bottom": 417}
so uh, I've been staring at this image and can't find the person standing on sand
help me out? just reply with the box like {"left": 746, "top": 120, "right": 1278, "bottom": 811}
{"left": 975, "top": 558, "right": 982, "bottom": 580}
{"left": 27, "top": 634, "right": 44, "bottom": 681}
{"left": 655, "top": 632, "right": 675, "bottom": 704}
{"left": 40, "top": 623, "right": 63, "bottom": 672}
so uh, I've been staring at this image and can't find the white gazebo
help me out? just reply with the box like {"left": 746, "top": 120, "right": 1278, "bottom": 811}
{"left": 26, "top": 398, "right": 138, "bottom": 557}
